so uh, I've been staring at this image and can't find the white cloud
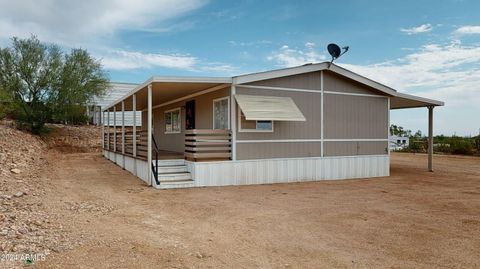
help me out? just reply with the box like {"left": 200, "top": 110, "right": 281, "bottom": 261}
{"left": 99, "top": 49, "right": 235, "bottom": 73}
{"left": 340, "top": 40, "right": 480, "bottom": 107}
{"left": 0, "top": 0, "right": 207, "bottom": 44}
{"left": 453, "top": 25, "right": 480, "bottom": 35}
{"left": 100, "top": 50, "right": 197, "bottom": 70}
{"left": 400, "top": 24, "right": 433, "bottom": 35}
{"left": 268, "top": 43, "right": 326, "bottom": 67}
{"left": 0, "top": 0, "right": 236, "bottom": 74}
{"left": 228, "top": 40, "right": 272, "bottom": 47}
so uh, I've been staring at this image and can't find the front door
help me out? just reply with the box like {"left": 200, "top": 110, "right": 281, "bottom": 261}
{"left": 185, "top": 100, "right": 195, "bottom": 129}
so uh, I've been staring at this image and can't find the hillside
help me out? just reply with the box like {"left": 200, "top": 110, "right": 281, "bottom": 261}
{"left": 0, "top": 121, "right": 101, "bottom": 266}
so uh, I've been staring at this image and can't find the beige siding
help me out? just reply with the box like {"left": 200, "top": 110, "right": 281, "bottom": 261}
{"left": 324, "top": 141, "right": 388, "bottom": 156}
{"left": 235, "top": 87, "right": 321, "bottom": 140}
{"left": 237, "top": 142, "right": 321, "bottom": 160}
{"left": 324, "top": 94, "right": 388, "bottom": 139}
{"left": 151, "top": 87, "right": 230, "bottom": 153}
{"left": 240, "top": 114, "right": 256, "bottom": 129}
{"left": 246, "top": 72, "right": 322, "bottom": 90}
{"left": 139, "top": 70, "right": 391, "bottom": 160}
{"left": 323, "top": 71, "right": 386, "bottom": 95}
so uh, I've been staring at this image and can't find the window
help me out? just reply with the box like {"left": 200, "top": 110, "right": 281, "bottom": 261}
{"left": 164, "top": 108, "right": 181, "bottom": 134}
{"left": 238, "top": 108, "right": 274, "bottom": 132}
{"left": 256, "top": 120, "right": 273, "bottom": 130}
{"left": 213, "top": 97, "right": 230, "bottom": 129}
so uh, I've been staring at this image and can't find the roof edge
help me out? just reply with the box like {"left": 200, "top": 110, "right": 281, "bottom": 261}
{"left": 103, "top": 76, "right": 232, "bottom": 111}
{"left": 395, "top": 92, "right": 445, "bottom": 107}
{"left": 233, "top": 62, "right": 398, "bottom": 96}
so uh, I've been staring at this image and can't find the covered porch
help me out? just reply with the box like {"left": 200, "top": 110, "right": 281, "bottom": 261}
{"left": 390, "top": 92, "right": 445, "bottom": 172}
{"left": 102, "top": 76, "right": 233, "bottom": 186}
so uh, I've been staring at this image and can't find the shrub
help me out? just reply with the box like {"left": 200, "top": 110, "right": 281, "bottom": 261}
{"left": 449, "top": 138, "right": 474, "bottom": 155}
{"left": 0, "top": 35, "right": 108, "bottom": 134}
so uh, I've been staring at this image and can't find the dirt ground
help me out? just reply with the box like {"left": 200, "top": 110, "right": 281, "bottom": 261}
{"left": 2, "top": 122, "right": 477, "bottom": 268}
{"left": 6, "top": 151, "right": 468, "bottom": 269}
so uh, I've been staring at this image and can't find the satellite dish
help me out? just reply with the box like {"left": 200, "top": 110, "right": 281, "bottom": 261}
{"left": 327, "top": 43, "right": 349, "bottom": 67}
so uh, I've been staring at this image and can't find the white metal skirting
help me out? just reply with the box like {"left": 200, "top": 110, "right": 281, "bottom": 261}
{"left": 103, "top": 151, "right": 389, "bottom": 188}
{"left": 103, "top": 151, "right": 149, "bottom": 184}
{"left": 186, "top": 155, "right": 389, "bottom": 187}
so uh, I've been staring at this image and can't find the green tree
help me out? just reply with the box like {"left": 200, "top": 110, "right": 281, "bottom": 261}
{"left": 0, "top": 35, "right": 108, "bottom": 133}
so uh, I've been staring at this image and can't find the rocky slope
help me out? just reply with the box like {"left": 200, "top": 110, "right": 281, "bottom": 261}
{"left": 0, "top": 121, "right": 101, "bottom": 266}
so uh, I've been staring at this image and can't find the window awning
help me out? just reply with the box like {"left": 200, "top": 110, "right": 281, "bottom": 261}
{"left": 234, "top": 94, "right": 306, "bottom": 121}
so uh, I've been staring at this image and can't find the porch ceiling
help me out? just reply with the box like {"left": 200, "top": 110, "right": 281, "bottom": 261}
{"left": 108, "top": 78, "right": 231, "bottom": 111}
{"left": 390, "top": 92, "right": 444, "bottom": 109}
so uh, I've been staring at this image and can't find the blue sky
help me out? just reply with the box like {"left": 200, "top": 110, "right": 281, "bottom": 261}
{"left": 0, "top": 0, "right": 479, "bottom": 136}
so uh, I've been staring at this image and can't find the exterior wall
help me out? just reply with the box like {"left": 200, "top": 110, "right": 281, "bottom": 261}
{"left": 235, "top": 87, "right": 322, "bottom": 160}
{"left": 323, "top": 71, "right": 383, "bottom": 95}
{"left": 237, "top": 142, "right": 322, "bottom": 159}
{"left": 235, "top": 88, "right": 322, "bottom": 140}
{"left": 235, "top": 71, "right": 389, "bottom": 160}
{"left": 247, "top": 71, "right": 322, "bottom": 90}
{"left": 103, "top": 111, "right": 142, "bottom": 127}
{"left": 147, "top": 87, "right": 230, "bottom": 153}
{"left": 324, "top": 141, "right": 388, "bottom": 156}
{"left": 323, "top": 95, "right": 388, "bottom": 139}
{"left": 187, "top": 155, "right": 389, "bottom": 187}
{"left": 92, "top": 82, "right": 141, "bottom": 126}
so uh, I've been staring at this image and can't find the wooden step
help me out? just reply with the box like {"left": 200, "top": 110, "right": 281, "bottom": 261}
{"left": 154, "top": 179, "right": 195, "bottom": 189}
{"left": 152, "top": 159, "right": 185, "bottom": 166}
{"left": 157, "top": 172, "right": 192, "bottom": 182}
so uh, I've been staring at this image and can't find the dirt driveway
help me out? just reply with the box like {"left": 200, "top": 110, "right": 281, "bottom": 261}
{"left": 35, "top": 152, "right": 479, "bottom": 268}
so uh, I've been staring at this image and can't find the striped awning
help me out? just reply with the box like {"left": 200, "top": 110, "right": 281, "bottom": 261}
{"left": 234, "top": 94, "right": 306, "bottom": 121}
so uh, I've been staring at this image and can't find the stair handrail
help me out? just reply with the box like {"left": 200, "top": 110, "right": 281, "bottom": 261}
{"left": 151, "top": 134, "right": 160, "bottom": 185}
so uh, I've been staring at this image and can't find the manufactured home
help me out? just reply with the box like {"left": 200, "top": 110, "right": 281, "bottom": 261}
{"left": 87, "top": 82, "right": 140, "bottom": 126}
{"left": 101, "top": 63, "right": 443, "bottom": 189}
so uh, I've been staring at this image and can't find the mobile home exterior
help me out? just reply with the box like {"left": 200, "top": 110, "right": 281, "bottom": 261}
{"left": 101, "top": 62, "right": 443, "bottom": 189}
{"left": 87, "top": 82, "right": 140, "bottom": 126}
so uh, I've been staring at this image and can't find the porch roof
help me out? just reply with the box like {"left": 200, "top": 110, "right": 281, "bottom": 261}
{"left": 103, "top": 62, "right": 444, "bottom": 112}
{"left": 390, "top": 92, "right": 444, "bottom": 109}
{"left": 104, "top": 76, "right": 232, "bottom": 111}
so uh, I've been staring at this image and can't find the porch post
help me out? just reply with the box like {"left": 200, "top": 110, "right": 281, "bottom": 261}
{"left": 147, "top": 84, "right": 153, "bottom": 186}
{"left": 428, "top": 106, "right": 434, "bottom": 172}
{"left": 113, "top": 106, "right": 117, "bottom": 163}
{"left": 388, "top": 98, "right": 391, "bottom": 157}
{"left": 97, "top": 106, "right": 101, "bottom": 125}
{"left": 86, "top": 105, "right": 90, "bottom": 125}
{"left": 121, "top": 101, "right": 125, "bottom": 169}
{"left": 101, "top": 110, "right": 105, "bottom": 150}
{"left": 230, "top": 83, "right": 237, "bottom": 161}
{"left": 133, "top": 93, "right": 137, "bottom": 176}
{"left": 107, "top": 109, "right": 110, "bottom": 151}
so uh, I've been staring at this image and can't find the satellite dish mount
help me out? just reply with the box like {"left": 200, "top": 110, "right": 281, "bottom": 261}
{"left": 327, "top": 43, "right": 349, "bottom": 67}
